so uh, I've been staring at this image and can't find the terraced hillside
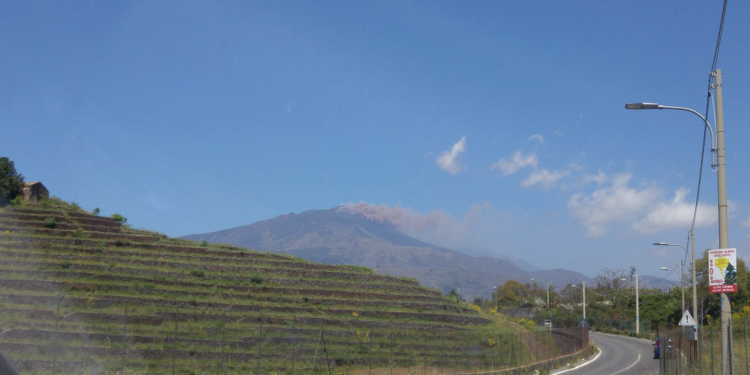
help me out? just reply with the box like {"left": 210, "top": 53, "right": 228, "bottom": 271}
{"left": 0, "top": 202, "right": 580, "bottom": 375}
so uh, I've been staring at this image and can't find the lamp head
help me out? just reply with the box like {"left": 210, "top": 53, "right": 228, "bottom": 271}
{"left": 653, "top": 242, "right": 669, "bottom": 246}
{"left": 660, "top": 267, "right": 669, "bottom": 271}
{"left": 625, "top": 103, "right": 661, "bottom": 110}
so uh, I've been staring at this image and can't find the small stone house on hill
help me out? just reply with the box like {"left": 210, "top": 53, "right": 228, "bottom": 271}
{"left": 23, "top": 181, "right": 49, "bottom": 203}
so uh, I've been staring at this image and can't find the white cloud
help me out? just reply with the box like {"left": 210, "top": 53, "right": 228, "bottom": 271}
{"left": 521, "top": 169, "right": 570, "bottom": 189}
{"left": 492, "top": 151, "right": 538, "bottom": 176}
{"left": 631, "top": 188, "right": 716, "bottom": 234}
{"left": 567, "top": 173, "right": 661, "bottom": 237}
{"left": 582, "top": 171, "right": 607, "bottom": 185}
{"left": 529, "top": 134, "right": 545, "bottom": 144}
{"left": 436, "top": 136, "right": 466, "bottom": 174}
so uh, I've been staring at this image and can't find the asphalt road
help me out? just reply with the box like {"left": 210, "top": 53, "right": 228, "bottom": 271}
{"left": 552, "top": 332, "right": 659, "bottom": 375}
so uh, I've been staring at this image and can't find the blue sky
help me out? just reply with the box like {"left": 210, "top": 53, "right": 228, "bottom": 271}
{"left": 2, "top": 1, "right": 749, "bottom": 279}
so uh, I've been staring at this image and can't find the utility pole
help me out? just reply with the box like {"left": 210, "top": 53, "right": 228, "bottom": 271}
{"left": 582, "top": 281, "right": 586, "bottom": 321}
{"left": 547, "top": 283, "right": 551, "bottom": 318}
{"left": 635, "top": 272, "right": 639, "bottom": 335}
{"left": 680, "top": 260, "right": 685, "bottom": 314}
{"left": 715, "top": 69, "right": 732, "bottom": 375}
{"left": 691, "top": 227, "right": 699, "bottom": 361}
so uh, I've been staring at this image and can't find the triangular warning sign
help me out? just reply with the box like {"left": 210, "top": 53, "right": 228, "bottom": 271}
{"left": 679, "top": 310, "right": 697, "bottom": 326}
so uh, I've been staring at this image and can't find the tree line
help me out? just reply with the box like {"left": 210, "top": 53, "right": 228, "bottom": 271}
{"left": 478, "top": 256, "right": 749, "bottom": 329}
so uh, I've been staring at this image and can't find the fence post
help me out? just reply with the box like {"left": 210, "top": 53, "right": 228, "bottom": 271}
{"left": 345, "top": 326, "right": 350, "bottom": 375}
{"left": 711, "top": 321, "right": 715, "bottom": 375}
{"left": 390, "top": 319, "right": 394, "bottom": 375}
{"left": 321, "top": 330, "right": 333, "bottom": 375}
{"left": 368, "top": 323, "right": 373, "bottom": 375}
{"left": 291, "top": 316, "right": 296, "bottom": 375}
{"left": 256, "top": 311, "right": 264, "bottom": 375}
{"left": 744, "top": 316, "right": 748, "bottom": 375}
{"left": 440, "top": 336, "right": 445, "bottom": 373}
{"left": 221, "top": 308, "right": 226, "bottom": 374}
{"left": 453, "top": 335, "right": 458, "bottom": 370}
{"left": 422, "top": 334, "right": 427, "bottom": 374}
{"left": 172, "top": 304, "right": 178, "bottom": 375}
{"left": 53, "top": 293, "right": 61, "bottom": 374}
{"left": 465, "top": 330, "right": 470, "bottom": 371}
{"left": 407, "top": 344, "right": 411, "bottom": 374}
{"left": 491, "top": 335, "right": 497, "bottom": 371}
{"left": 121, "top": 301, "right": 128, "bottom": 372}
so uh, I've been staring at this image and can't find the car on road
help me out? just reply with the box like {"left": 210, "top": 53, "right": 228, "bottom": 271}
{"left": 653, "top": 337, "right": 660, "bottom": 359}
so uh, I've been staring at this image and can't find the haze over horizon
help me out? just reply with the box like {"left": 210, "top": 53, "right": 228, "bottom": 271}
{"left": 2, "top": 1, "right": 749, "bottom": 279}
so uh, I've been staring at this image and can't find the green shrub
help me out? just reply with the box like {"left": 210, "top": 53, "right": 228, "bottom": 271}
{"left": 11, "top": 196, "right": 24, "bottom": 206}
{"left": 201, "top": 240, "right": 209, "bottom": 247}
{"left": 72, "top": 228, "right": 85, "bottom": 238}
{"left": 110, "top": 213, "right": 127, "bottom": 224}
{"left": 45, "top": 217, "right": 56, "bottom": 229}
{"left": 92, "top": 207, "right": 100, "bottom": 215}
{"left": 190, "top": 269, "right": 205, "bottom": 278}
{"left": 342, "top": 264, "right": 374, "bottom": 274}
{"left": 251, "top": 275, "right": 263, "bottom": 284}
{"left": 60, "top": 261, "right": 71, "bottom": 269}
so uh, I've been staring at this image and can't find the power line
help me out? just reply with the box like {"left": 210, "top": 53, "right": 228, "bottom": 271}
{"left": 689, "top": 0, "right": 729, "bottom": 250}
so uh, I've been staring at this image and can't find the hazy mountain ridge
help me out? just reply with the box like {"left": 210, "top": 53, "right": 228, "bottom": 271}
{"left": 183, "top": 207, "right": 592, "bottom": 298}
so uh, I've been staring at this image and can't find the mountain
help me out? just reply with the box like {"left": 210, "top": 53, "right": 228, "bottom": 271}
{"left": 456, "top": 247, "right": 542, "bottom": 272}
{"left": 183, "top": 207, "right": 592, "bottom": 298}
{"left": 640, "top": 274, "right": 681, "bottom": 292}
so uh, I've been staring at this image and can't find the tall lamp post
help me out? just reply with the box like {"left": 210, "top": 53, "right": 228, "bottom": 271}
{"left": 531, "top": 278, "right": 553, "bottom": 318}
{"left": 626, "top": 69, "right": 730, "bottom": 373}
{"left": 654, "top": 241, "right": 694, "bottom": 322}
{"left": 660, "top": 264, "right": 684, "bottom": 312}
{"left": 621, "top": 276, "right": 639, "bottom": 335}
{"left": 547, "top": 282, "right": 553, "bottom": 319}
{"left": 572, "top": 282, "right": 587, "bottom": 326}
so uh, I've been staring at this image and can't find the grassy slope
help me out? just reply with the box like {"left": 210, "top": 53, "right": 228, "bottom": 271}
{"left": 0, "top": 199, "right": 541, "bottom": 374}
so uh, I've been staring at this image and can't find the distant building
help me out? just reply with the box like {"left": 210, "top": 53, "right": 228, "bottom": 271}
{"left": 23, "top": 181, "right": 49, "bottom": 203}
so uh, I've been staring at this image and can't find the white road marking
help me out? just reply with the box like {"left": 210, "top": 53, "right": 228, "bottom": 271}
{"left": 608, "top": 353, "right": 641, "bottom": 375}
{"left": 553, "top": 347, "right": 603, "bottom": 374}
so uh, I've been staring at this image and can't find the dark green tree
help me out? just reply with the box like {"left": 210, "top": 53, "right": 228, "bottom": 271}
{"left": 0, "top": 157, "right": 25, "bottom": 205}
{"left": 724, "top": 262, "right": 737, "bottom": 285}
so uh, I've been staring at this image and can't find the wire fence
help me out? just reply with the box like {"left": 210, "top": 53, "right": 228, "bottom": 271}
{"left": 654, "top": 316, "right": 750, "bottom": 375}
{"left": 0, "top": 294, "right": 590, "bottom": 374}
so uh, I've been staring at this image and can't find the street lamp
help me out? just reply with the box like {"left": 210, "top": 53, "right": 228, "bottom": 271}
{"left": 621, "top": 275, "right": 639, "bottom": 335}
{"left": 623, "top": 103, "right": 716, "bottom": 169}
{"left": 660, "top": 263, "right": 684, "bottom": 312}
{"left": 572, "top": 282, "right": 587, "bottom": 326}
{"left": 627, "top": 69, "right": 730, "bottom": 373}
{"left": 654, "top": 242, "right": 692, "bottom": 320}
{"left": 546, "top": 282, "right": 552, "bottom": 318}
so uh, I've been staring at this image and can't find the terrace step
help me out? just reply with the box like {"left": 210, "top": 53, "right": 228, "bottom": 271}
{"left": 0, "top": 269, "right": 446, "bottom": 299}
